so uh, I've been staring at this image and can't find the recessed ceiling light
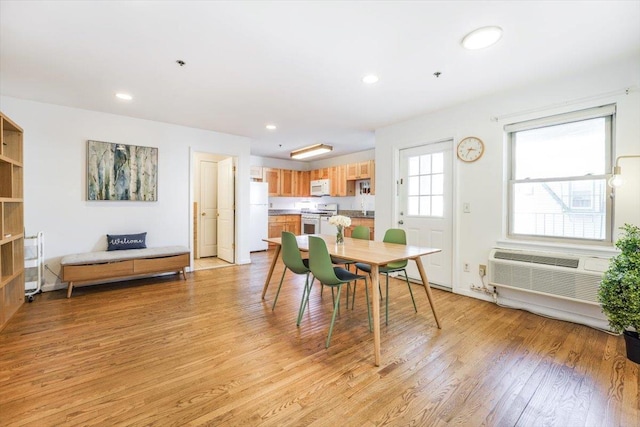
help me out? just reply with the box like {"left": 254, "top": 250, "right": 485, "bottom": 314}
{"left": 461, "top": 26, "right": 503, "bottom": 50}
{"left": 265, "top": 124, "right": 277, "bottom": 130}
{"left": 362, "top": 74, "right": 379, "bottom": 84}
{"left": 115, "top": 93, "right": 133, "bottom": 101}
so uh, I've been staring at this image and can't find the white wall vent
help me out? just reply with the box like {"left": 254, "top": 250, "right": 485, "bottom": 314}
{"left": 489, "top": 248, "right": 609, "bottom": 305}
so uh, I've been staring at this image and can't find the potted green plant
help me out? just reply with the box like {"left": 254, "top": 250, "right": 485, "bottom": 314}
{"left": 598, "top": 223, "right": 640, "bottom": 364}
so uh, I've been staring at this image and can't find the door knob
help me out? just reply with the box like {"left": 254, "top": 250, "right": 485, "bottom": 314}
{"left": 398, "top": 220, "right": 404, "bottom": 225}
{"left": 202, "top": 212, "right": 206, "bottom": 216}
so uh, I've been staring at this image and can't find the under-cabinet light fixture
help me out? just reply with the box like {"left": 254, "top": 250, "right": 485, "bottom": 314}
{"left": 290, "top": 144, "right": 333, "bottom": 160}
{"left": 608, "top": 155, "right": 640, "bottom": 188}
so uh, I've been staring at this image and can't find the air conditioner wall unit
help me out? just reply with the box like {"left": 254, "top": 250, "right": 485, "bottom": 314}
{"left": 488, "top": 248, "right": 610, "bottom": 305}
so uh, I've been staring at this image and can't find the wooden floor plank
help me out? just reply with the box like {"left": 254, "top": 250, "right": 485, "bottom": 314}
{"left": 0, "top": 250, "right": 637, "bottom": 426}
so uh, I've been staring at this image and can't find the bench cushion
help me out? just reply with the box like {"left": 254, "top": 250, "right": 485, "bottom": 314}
{"left": 60, "top": 246, "right": 190, "bottom": 266}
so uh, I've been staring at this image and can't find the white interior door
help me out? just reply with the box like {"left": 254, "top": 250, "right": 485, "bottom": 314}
{"left": 398, "top": 141, "right": 453, "bottom": 288}
{"left": 199, "top": 160, "right": 218, "bottom": 258}
{"left": 217, "top": 157, "right": 235, "bottom": 263}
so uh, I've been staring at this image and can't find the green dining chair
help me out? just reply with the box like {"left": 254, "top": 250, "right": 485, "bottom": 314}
{"left": 330, "top": 225, "right": 370, "bottom": 269}
{"left": 329, "top": 225, "right": 370, "bottom": 308}
{"left": 300, "top": 236, "right": 371, "bottom": 348}
{"left": 272, "top": 232, "right": 314, "bottom": 324}
{"left": 355, "top": 228, "right": 417, "bottom": 325}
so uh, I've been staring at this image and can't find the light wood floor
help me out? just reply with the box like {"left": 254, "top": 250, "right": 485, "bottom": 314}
{"left": 193, "top": 256, "right": 234, "bottom": 271}
{"left": 1, "top": 250, "right": 637, "bottom": 426}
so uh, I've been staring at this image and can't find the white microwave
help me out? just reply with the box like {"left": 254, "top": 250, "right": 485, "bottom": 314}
{"left": 310, "top": 179, "right": 330, "bottom": 196}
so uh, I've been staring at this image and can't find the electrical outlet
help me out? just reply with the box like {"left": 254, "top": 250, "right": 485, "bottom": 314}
{"left": 464, "top": 262, "right": 470, "bottom": 272}
{"left": 479, "top": 264, "right": 487, "bottom": 277}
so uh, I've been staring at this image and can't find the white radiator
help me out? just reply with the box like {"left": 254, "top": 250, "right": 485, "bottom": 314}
{"left": 489, "top": 248, "right": 610, "bottom": 305}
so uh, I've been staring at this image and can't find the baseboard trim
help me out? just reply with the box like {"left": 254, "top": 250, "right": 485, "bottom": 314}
{"left": 41, "top": 282, "right": 66, "bottom": 292}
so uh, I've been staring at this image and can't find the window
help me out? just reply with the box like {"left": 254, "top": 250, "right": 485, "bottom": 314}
{"left": 407, "top": 152, "right": 444, "bottom": 217}
{"left": 507, "top": 105, "right": 614, "bottom": 243}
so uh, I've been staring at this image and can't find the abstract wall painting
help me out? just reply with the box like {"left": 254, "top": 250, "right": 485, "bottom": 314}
{"left": 87, "top": 140, "right": 158, "bottom": 201}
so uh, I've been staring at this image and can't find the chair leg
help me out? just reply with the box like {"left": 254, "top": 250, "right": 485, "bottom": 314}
{"left": 296, "top": 273, "right": 310, "bottom": 325}
{"left": 272, "top": 267, "right": 288, "bottom": 310}
{"left": 346, "top": 282, "right": 351, "bottom": 311}
{"left": 326, "top": 284, "right": 343, "bottom": 348}
{"left": 403, "top": 269, "right": 417, "bottom": 313}
{"left": 351, "top": 281, "right": 356, "bottom": 310}
{"left": 297, "top": 276, "right": 315, "bottom": 326}
{"left": 385, "top": 273, "right": 390, "bottom": 326}
{"left": 363, "top": 277, "right": 372, "bottom": 332}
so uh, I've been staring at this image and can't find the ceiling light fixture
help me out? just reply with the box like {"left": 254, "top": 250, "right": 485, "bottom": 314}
{"left": 265, "top": 124, "right": 277, "bottom": 130}
{"left": 362, "top": 74, "right": 379, "bottom": 84}
{"left": 115, "top": 93, "right": 133, "bottom": 101}
{"left": 607, "top": 154, "right": 640, "bottom": 188}
{"left": 461, "top": 26, "right": 503, "bottom": 50}
{"left": 290, "top": 143, "right": 333, "bottom": 160}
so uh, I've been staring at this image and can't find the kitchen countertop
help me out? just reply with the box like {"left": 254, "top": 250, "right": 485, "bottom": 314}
{"left": 268, "top": 210, "right": 302, "bottom": 215}
{"left": 268, "top": 209, "right": 375, "bottom": 218}
{"left": 339, "top": 210, "right": 375, "bottom": 219}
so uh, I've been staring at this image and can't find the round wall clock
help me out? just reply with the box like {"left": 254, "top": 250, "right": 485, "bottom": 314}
{"left": 457, "top": 137, "right": 485, "bottom": 162}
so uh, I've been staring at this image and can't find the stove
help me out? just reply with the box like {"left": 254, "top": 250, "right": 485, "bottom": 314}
{"left": 301, "top": 203, "right": 338, "bottom": 234}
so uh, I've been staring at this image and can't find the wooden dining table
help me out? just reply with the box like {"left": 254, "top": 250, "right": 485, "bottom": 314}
{"left": 261, "top": 234, "right": 442, "bottom": 366}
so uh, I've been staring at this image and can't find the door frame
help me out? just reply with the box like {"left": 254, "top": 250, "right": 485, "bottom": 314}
{"left": 189, "top": 148, "right": 238, "bottom": 270}
{"left": 392, "top": 139, "right": 458, "bottom": 291}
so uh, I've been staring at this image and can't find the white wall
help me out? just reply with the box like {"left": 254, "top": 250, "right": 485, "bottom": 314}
{"left": 0, "top": 96, "right": 253, "bottom": 289}
{"left": 375, "top": 54, "right": 640, "bottom": 329}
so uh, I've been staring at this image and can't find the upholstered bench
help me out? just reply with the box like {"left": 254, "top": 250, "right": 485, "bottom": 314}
{"left": 61, "top": 246, "right": 190, "bottom": 298}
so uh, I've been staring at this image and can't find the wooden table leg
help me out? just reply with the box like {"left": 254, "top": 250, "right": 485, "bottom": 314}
{"left": 261, "top": 245, "right": 281, "bottom": 300}
{"left": 414, "top": 257, "right": 442, "bottom": 329}
{"left": 371, "top": 265, "right": 381, "bottom": 366}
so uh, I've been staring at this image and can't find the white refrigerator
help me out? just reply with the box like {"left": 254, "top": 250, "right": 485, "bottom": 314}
{"left": 249, "top": 182, "right": 269, "bottom": 251}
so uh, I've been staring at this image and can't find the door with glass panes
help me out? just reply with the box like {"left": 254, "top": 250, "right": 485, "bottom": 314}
{"left": 398, "top": 141, "right": 453, "bottom": 288}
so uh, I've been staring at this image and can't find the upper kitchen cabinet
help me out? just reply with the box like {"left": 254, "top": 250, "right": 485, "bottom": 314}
{"left": 310, "top": 168, "right": 329, "bottom": 180}
{"left": 294, "top": 170, "right": 310, "bottom": 197}
{"left": 329, "top": 165, "right": 350, "bottom": 197}
{"left": 250, "top": 165, "right": 263, "bottom": 180}
{"left": 262, "top": 159, "right": 374, "bottom": 197}
{"left": 264, "top": 168, "right": 310, "bottom": 197}
{"left": 263, "top": 168, "right": 281, "bottom": 196}
{"left": 346, "top": 161, "right": 373, "bottom": 180}
{"left": 279, "top": 169, "right": 295, "bottom": 197}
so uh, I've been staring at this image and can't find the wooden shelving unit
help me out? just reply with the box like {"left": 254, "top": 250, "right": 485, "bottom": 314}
{"left": 0, "top": 112, "right": 24, "bottom": 331}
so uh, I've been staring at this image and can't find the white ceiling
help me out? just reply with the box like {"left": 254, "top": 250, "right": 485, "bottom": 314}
{"left": 1, "top": 1, "right": 639, "bottom": 161}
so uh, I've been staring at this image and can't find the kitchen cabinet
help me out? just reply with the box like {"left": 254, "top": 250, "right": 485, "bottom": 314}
{"left": 280, "top": 169, "right": 295, "bottom": 197}
{"left": 344, "top": 218, "right": 375, "bottom": 240}
{"left": 268, "top": 215, "right": 301, "bottom": 246}
{"left": 250, "top": 165, "right": 263, "bottom": 180}
{"left": 263, "top": 160, "right": 374, "bottom": 198}
{"left": 310, "top": 168, "right": 329, "bottom": 180}
{"left": 263, "top": 168, "right": 281, "bottom": 196}
{"left": 264, "top": 168, "right": 308, "bottom": 197}
{"left": 294, "top": 170, "right": 310, "bottom": 197}
{"left": 346, "top": 160, "right": 373, "bottom": 180}
{"left": 370, "top": 161, "right": 376, "bottom": 195}
{"left": 329, "top": 165, "right": 348, "bottom": 197}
